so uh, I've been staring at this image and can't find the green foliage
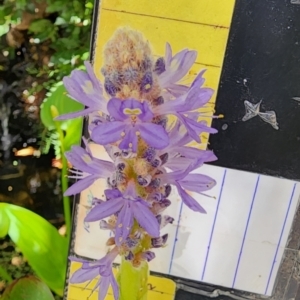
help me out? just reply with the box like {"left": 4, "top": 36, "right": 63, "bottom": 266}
{"left": 0, "top": 0, "right": 92, "bottom": 154}
{"left": 40, "top": 83, "right": 83, "bottom": 156}
{"left": 29, "top": 19, "right": 58, "bottom": 42}
{"left": 2, "top": 276, "right": 55, "bottom": 300}
{"left": 0, "top": 0, "right": 93, "bottom": 86}
{"left": 0, "top": 203, "right": 68, "bottom": 296}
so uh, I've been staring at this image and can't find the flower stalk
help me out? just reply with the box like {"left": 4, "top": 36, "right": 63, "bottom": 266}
{"left": 117, "top": 258, "right": 149, "bottom": 300}
{"left": 51, "top": 105, "right": 71, "bottom": 241}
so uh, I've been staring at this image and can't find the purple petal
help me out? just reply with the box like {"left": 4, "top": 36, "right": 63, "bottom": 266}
{"left": 98, "top": 277, "right": 110, "bottom": 300}
{"left": 85, "top": 197, "right": 124, "bottom": 222}
{"left": 121, "top": 99, "right": 152, "bottom": 122}
{"left": 180, "top": 174, "right": 216, "bottom": 193}
{"left": 63, "top": 71, "right": 107, "bottom": 114}
{"left": 69, "top": 256, "right": 89, "bottom": 263}
{"left": 91, "top": 121, "right": 125, "bottom": 145}
{"left": 167, "top": 83, "right": 189, "bottom": 97}
{"left": 105, "top": 189, "right": 123, "bottom": 200}
{"left": 177, "top": 114, "right": 217, "bottom": 143}
{"left": 159, "top": 157, "right": 206, "bottom": 183}
{"left": 160, "top": 49, "right": 197, "bottom": 87}
{"left": 123, "top": 181, "right": 140, "bottom": 199}
{"left": 166, "top": 157, "right": 192, "bottom": 171}
{"left": 69, "top": 267, "right": 99, "bottom": 284}
{"left": 164, "top": 43, "right": 172, "bottom": 66}
{"left": 183, "top": 157, "right": 208, "bottom": 174}
{"left": 64, "top": 175, "right": 98, "bottom": 196}
{"left": 84, "top": 61, "right": 104, "bottom": 94}
{"left": 175, "top": 147, "right": 217, "bottom": 161}
{"left": 176, "top": 114, "right": 200, "bottom": 142}
{"left": 110, "top": 273, "right": 119, "bottom": 300}
{"left": 176, "top": 183, "right": 206, "bottom": 213}
{"left": 158, "top": 168, "right": 182, "bottom": 183}
{"left": 65, "top": 146, "right": 113, "bottom": 175}
{"left": 141, "top": 251, "right": 156, "bottom": 262}
{"left": 123, "top": 98, "right": 144, "bottom": 110}
{"left": 191, "top": 69, "right": 207, "bottom": 88}
{"left": 63, "top": 76, "right": 94, "bottom": 106}
{"left": 132, "top": 200, "right": 160, "bottom": 237}
{"left": 119, "top": 128, "right": 138, "bottom": 152}
{"left": 138, "top": 123, "right": 169, "bottom": 149}
{"left": 139, "top": 101, "right": 154, "bottom": 122}
{"left": 168, "top": 121, "right": 192, "bottom": 147}
{"left": 180, "top": 87, "right": 213, "bottom": 112}
{"left": 65, "top": 146, "right": 91, "bottom": 169}
{"left": 184, "top": 116, "right": 217, "bottom": 134}
{"left": 107, "top": 98, "right": 127, "bottom": 121}
{"left": 115, "top": 202, "right": 134, "bottom": 246}
{"left": 154, "top": 95, "right": 185, "bottom": 115}
{"left": 55, "top": 107, "right": 95, "bottom": 120}
{"left": 93, "top": 159, "right": 114, "bottom": 174}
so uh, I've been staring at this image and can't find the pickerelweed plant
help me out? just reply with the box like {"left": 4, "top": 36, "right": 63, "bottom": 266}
{"left": 57, "top": 27, "right": 218, "bottom": 300}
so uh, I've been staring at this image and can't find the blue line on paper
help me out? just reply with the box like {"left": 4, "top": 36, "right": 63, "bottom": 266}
{"left": 201, "top": 169, "right": 227, "bottom": 281}
{"left": 169, "top": 201, "right": 184, "bottom": 274}
{"left": 232, "top": 175, "right": 260, "bottom": 288}
{"left": 264, "top": 183, "right": 297, "bottom": 295}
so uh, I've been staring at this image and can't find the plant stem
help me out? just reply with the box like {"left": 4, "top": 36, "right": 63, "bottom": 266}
{"left": 61, "top": 154, "right": 71, "bottom": 240}
{"left": 0, "top": 265, "right": 13, "bottom": 283}
{"left": 51, "top": 106, "right": 71, "bottom": 241}
{"left": 117, "top": 258, "right": 149, "bottom": 300}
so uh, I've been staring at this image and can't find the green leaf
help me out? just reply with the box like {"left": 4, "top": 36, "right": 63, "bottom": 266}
{"left": 40, "top": 83, "right": 83, "bottom": 131}
{"left": 0, "top": 208, "right": 10, "bottom": 238}
{"left": 63, "top": 117, "right": 83, "bottom": 152}
{"left": 81, "top": 52, "right": 90, "bottom": 60}
{"left": 46, "top": 1, "right": 65, "bottom": 13}
{"left": 54, "top": 16, "right": 67, "bottom": 25}
{"left": 29, "top": 19, "right": 54, "bottom": 34}
{"left": 2, "top": 276, "right": 55, "bottom": 300}
{"left": 0, "top": 203, "right": 68, "bottom": 295}
{"left": 85, "top": 2, "right": 94, "bottom": 9}
{"left": 0, "top": 9, "right": 6, "bottom": 25}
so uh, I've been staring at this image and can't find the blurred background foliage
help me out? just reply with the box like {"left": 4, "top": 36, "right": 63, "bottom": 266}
{"left": 0, "top": 0, "right": 94, "bottom": 298}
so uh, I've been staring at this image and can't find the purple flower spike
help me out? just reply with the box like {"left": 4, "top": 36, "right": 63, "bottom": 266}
{"left": 91, "top": 98, "right": 169, "bottom": 152}
{"left": 158, "top": 43, "right": 197, "bottom": 97}
{"left": 69, "top": 247, "right": 119, "bottom": 300}
{"left": 85, "top": 182, "right": 160, "bottom": 246}
{"left": 56, "top": 61, "right": 108, "bottom": 120}
{"left": 64, "top": 143, "right": 114, "bottom": 196}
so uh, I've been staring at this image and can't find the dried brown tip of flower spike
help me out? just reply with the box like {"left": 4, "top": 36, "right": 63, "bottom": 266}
{"left": 102, "top": 27, "right": 161, "bottom": 102}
